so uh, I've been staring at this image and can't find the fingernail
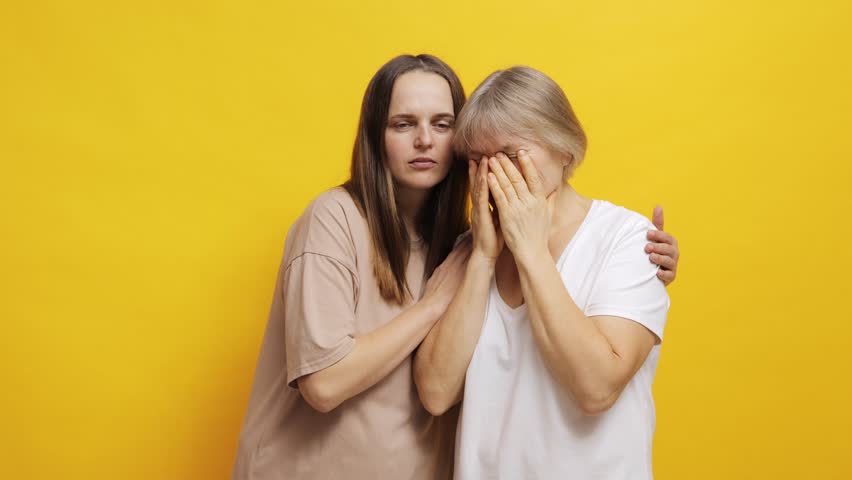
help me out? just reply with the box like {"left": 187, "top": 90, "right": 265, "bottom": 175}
{"left": 519, "top": 149, "right": 527, "bottom": 156}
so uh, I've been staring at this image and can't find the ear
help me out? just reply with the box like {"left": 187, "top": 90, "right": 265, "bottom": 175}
{"left": 560, "top": 151, "right": 577, "bottom": 182}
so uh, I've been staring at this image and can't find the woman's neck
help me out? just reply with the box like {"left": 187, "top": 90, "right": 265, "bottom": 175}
{"left": 550, "top": 182, "right": 592, "bottom": 231}
{"left": 395, "top": 186, "right": 431, "bottom": 240}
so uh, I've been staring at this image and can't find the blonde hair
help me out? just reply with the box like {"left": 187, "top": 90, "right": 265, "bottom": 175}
{"left": 453, "top": 66, "right": 587, "bottom": 178}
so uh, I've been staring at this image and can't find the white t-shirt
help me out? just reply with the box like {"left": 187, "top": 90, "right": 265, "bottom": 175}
{"left": 455, "top": 199, "right": 670, "bottom": 480}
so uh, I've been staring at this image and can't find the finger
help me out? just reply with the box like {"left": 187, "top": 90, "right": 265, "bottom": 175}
{"left": 652, "top": 206, "right": 664, "bottom": 231}
{"left": 650, "top": 253, "right": 677, "bottom": 271}
{"left": 471, "top": 157, "right": 483, "bottom": 213}
{"left": 488, "top": 156, "right": 519, "bottom": 203}
{"left": 476, "top": 156, "right": 494, "bottom": 225}
{"left": 644, "top": 242, "right": 677, "bottom": 258}
{"left": 468, "top": 160, "right": 478, "bottom": 207}
{"left": 657, "top": 269, "right": 675, "bottom": 286}
{"left": 646, "top": 229, "right": 676, "bottom": 246}
{"left": 487, "top": 172, "right": 509, "bottom": 211}
{"left": 491, "top": 208, "right": 504, "bottom": 241}
{"left": 496, "top": 152, "right": 530, "bottom": 199}
{"left": 469, "top": 159, "right": 478, "bottom": 206}
{"left": 516, "top": 149, "right": 544, "bottom": 197}
{"left": 478, "top": 155, "right": 490, "bottom": 209}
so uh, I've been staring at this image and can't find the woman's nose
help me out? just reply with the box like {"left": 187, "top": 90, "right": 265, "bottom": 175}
{"left": 414, "top": 125, "right": 433, "bottom": 149}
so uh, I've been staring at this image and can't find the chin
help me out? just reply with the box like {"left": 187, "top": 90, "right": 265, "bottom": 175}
{"left": 397, "top": 173, "right": 446, "bottom": 192}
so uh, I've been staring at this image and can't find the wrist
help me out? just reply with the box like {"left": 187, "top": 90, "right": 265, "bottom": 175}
{"left": 514, "top": 243, "right": 551, "bottom": 271}
{"left": 469, "top": 250, "right": 499, "bottom": 270}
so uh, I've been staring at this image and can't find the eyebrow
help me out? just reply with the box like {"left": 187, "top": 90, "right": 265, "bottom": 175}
{"left": 388, "top": 112, "right": 455, "bottom": 121}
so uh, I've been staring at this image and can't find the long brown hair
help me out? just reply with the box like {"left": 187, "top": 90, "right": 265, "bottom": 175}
{"left": 343, "top": 54, "right": 469, "bottom": 305}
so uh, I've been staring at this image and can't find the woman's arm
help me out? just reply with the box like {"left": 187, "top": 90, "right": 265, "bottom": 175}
{"left": 299, "top": 242, "right": 471, "bottom": 413}
{"left": 412, "top": 253, "right": 493, "bottom": 416}
{"left": 486, "top": 151, "right": 661, "bottom": 415}
{"left": 514, "top": 251, "right": 657, "bottom": 415}
{"left": 299, "top": 297, "right": 444, "bottom": 413}
{"left": 413, "top": 158, "right": 503, "bottom": 416}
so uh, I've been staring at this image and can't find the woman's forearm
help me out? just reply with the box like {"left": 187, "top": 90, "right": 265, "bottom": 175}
{"left": 515, "top": 249, "right": 633, "bottom": 414}
{"left": 298, "top": 298, "right": 442, "bottom": 413}
{"left": 413, "top": 254, "right": 495, "bottom": 415}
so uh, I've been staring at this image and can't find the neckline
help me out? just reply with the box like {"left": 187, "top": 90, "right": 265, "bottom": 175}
{"left": 490, "top": 199, "right": 600, "bottom": 315}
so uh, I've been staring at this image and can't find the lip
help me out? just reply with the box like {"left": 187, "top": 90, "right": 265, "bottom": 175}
{"left": 409, "top": 157, "right": 437, "bottom": 170}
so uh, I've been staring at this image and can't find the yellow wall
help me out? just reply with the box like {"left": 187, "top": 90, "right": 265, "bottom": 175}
{"left": 2, "top": 1, "right": 850, "bottom": 478}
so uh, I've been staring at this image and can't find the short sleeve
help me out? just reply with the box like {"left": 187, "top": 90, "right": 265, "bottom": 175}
{"left": 585, "top": 218, "right": 670, "bottom": 343}
{"left": 282, "top": 252, "right": 358, "bottom": 388}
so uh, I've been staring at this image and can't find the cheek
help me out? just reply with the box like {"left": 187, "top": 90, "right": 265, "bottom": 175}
{"left": 434, "top": 133, "right": 454, "bottom": 161}
{"left": 533, "top": 160, "right": 563, "bottom": 191}
{"left": 384, "top": 132, "right": 409, "bottom": 166}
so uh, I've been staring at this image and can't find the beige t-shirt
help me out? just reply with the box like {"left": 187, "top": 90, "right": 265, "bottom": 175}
{"left": 232, "top": 188, "right": 456, "bottom": 480}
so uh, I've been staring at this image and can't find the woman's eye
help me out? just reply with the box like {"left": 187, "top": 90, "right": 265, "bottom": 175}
{"left": 394, "top": 122, "right": 412, "bottom": 129}
{"left": 434, "top": 123, "right": 452, "bottom": 130}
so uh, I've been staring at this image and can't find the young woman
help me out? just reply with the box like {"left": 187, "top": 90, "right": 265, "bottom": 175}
{"left": 233, "top": 56, "right": 680, "bottom": 479}
{"left": 231, "top": 54, "right": 471, "bottom": 480}
{"left": 414, "top": 66, "right": 673, "bottom": 479}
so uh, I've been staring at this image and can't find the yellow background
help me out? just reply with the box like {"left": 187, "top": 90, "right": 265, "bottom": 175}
{"left": 2, "top": 0, "right": 850, "bottom": 478}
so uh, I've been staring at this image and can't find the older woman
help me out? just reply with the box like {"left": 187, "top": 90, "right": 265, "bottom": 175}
{"left": 415, "top": 66, "right": 671, "bottom": 479}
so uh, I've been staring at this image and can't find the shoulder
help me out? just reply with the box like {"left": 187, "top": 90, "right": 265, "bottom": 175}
{"left": 283, "top": 188, "right": 363, "bottom": 270}
{"left": 586, "top": 200, "right": 655, "bottom": 244}
{"left": 301, "top": 187, "right": 361, "bottom": 223}
{"left": 584, "top": 201, "right": 670, "bottom": 339}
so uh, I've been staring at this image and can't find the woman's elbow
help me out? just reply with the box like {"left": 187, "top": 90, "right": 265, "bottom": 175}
{"left": 297, "top": 375, "right": 343, "bottom": 413}
{"left": 574, "top": 388, "right": 619, "bottom": 416}
{"left": 417, "top": 387, "right": 454, "bottom": 416}
{"left": 413, "top": 369, "right": 453, "bottom": 416}
{"left": 576, "top": 395, "right": 616, "bottom": 416}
